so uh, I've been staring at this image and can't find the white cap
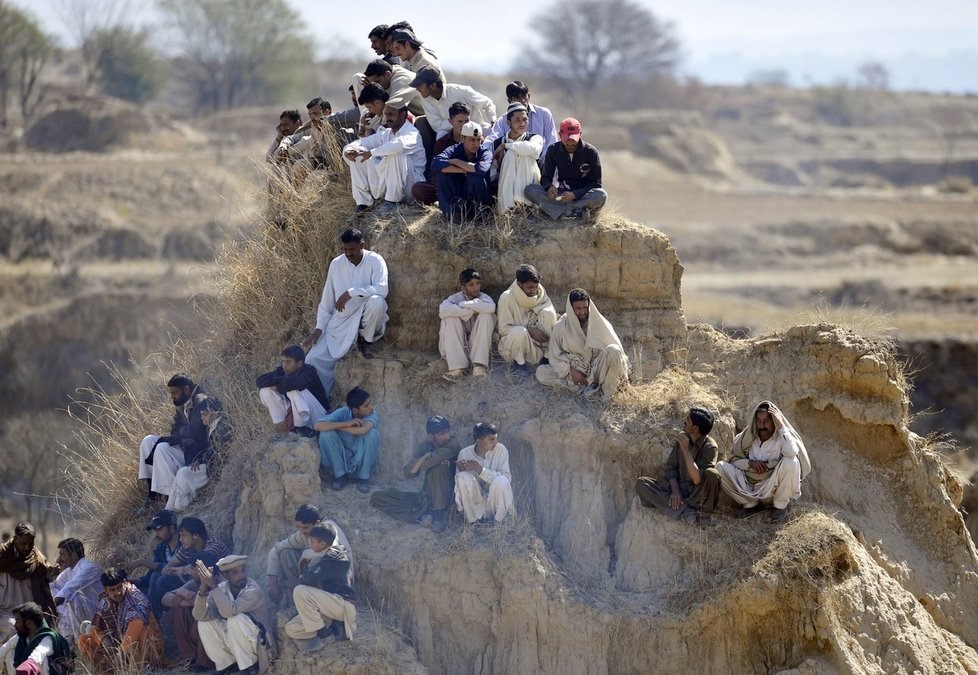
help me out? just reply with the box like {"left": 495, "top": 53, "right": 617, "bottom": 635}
{"left": 460, "top": 121, "right": 482, "bottom": 138}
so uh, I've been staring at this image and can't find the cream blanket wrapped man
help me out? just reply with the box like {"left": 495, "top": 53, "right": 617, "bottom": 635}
{"left": 496, "top": 264, "right": 557, "bottom": 368}
{"left": 536, "top": 288, "right": 629, "bottom": 400}
{"left": 716, "top": 401, "right": 811, "bottom": 522}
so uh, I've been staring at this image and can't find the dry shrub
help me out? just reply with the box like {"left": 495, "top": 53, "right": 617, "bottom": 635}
{"left": 768, "top": 298, "right": 896, "bottom": 341}
{"left": 604, "top": 365, "right": 728, "bottom": 436}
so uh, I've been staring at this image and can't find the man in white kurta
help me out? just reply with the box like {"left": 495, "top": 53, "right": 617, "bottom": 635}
{"left": 455, "top": 423, "right": 515, "bottom": 524}
{"left": 439, "top": 268, "right": 495, "bottom": 379}
{"left": 193, "top": 555, "right": 273, "bottom": 675}
{"left": 342, "top": 104, "right": 426, "bottom": 211}
{"left": 494, "top": 103, "right": 544, "bottom": 214}
{"left": 716, "top": 401, "right": 811, "bottom": 522}
{"left": 303, "top": 229, "right": 389, "bottom": 397}
{"left": 167, "top": 398, "right": 231, "bottom": 512}
{"left": 51, "top": 539, "right": 101, "bottom": 640}
{"left": 536, "top": 289, "right": 629, "bottom": 400}
{"left": 496, "top": 264, "right": 558, "bottom": 367}
{"left": 409, "top": 67, "right": 496, "bottom": 140}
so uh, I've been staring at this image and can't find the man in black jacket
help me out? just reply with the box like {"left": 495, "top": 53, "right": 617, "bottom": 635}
{"left": 524, "top": 117, "right": 608, "bottom": 221}
{"left": 283, "top": 528, "right": 356, "bottom": 651}
{"left": 256, "top": 345, "right": 330, "bottom": 437}
{"left": 137, "top": 374, "right": 209, "bottom": 514}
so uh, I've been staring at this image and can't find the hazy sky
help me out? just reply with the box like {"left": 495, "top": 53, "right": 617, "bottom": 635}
{"left": 12, "top": 0, "right": 978, "bottom": 92}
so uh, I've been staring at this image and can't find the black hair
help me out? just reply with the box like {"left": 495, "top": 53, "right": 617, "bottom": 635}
{"left": 689, "top": 407, "right": 715, "bottom": 436}
{"left": 281, "top": 344, "right": 305, "bottom": 362}
{"left": 57, "top": 537, "right": 85, "bottom": 558}
{"left": 383, "top": 21, "right": 413, "bottom": 40}
{"left": 178, "top": 516, "right": 208, "bottom": 540}
{"left": 308, "top": 525, "right": 335, "bottom": 545}
{"left": 506, "top": 80, "right": 529, "bottom": 99}
{"left": 364, "top": 59, "right": 393, "bottom": 78}
{"left": 340, "top": 228, "right": 363, "bottom": 244}
{"left": 101, "top": 566, "right": 128, "bottom": 587}
{"left": 198, "top": 396, "right": 222, "bottom": 413}
{"left": 459, "top": 267, "right": 480, "bottom": 284}
{"left": 320, "top": 100, "right": 332, "bottom": 112}
{"left": 13, "top": 523, "right": 34, "bottom": 538}
{"left": 368, "top": 24, "right": 388, "bottom": 40}
{"left": 358, "top": 83, "right": 389, "bottom": 105}
{"left": 448, "top": 102, "right": 470, "bottom": 119}
{"left": 280, "top": 109, "right": 301, "bottom": 124}
{"left": 568, "top": 288, "right": 590, "bottom": 304}
{"left": 346, "top": 387, "right": 370, "bottom": 410}
{"left": 473, "top": 421, "right": 498, "bottom": 440}
{"left": 166, "top": 373, "right": 194, "bottom": 389}
{"left": 306, "top": 96, "right": 322, "bottom": 110}
{"left": 13, "top": 603, "right": 44, "bottom": 628}
{"left": 515, "top": 264, "right": 540, "bottom": 283}
{"left": 294, "top": 504, "right": 320, "bottom": 524}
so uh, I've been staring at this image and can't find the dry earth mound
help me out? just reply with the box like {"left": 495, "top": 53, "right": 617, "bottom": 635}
{"left": 74, "top": 182, "right": 978, "bottom": 673}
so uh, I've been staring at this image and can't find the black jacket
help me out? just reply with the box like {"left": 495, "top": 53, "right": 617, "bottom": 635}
{"left": 539, "top": 140, "right": 602, "bottom": 199}
{"left": 163, "top": 387, "right": 209, "bottom": 460}
{"left": 256, "top": 363, "right": 330, "bottom": 412}
{"left": 185, "top": 414, "right": 232, "bottom": 466}
{"left": 298, "top": 545, "right": 356, "bottom": 601}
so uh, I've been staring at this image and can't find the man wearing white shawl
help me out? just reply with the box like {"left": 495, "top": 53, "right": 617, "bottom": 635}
{"left": 496, "top": 264, "right": 557, "bottom": 368}
{"left": 716, "top": 401, "right": 811, "bottom": 522}
{"left": 536, "top": 289, "right": 629, "bottom": 400}
{"left": 493, "top": 103, "right": 544, "bottom": 215}
{"left": 303, "top": 228, "right": 388, "bottom": 396}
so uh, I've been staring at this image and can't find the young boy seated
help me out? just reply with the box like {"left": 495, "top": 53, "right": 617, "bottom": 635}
{"left": 438, "top": 268, "right": 495, "bottom": 380}
{"left": 298, "top": 525, "right": 333, "bottom": 573}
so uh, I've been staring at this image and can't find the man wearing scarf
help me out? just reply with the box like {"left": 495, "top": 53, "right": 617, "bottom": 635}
{"left": 0, "top": 524, "right": 56, "bottom": 644}
{"left": 166, "top": 397, "right": 233, "bottom": 512}
{"left": 536, "top": 288, "right": 629, "bottom": 400}
{"left": 496, "top": 264, "right": 557, "bottom": 369}
{"left": 0, "top": 602, "right": 70, "bottom": 675}
{"left": 493, "top": 103, "right": 544, "bottom": 215}
{"left": 716, "top": 401, "right": 812, "bottom": 522}
{"left": 77, "top": 567, "right": 164, "bottom": 671}
{"left": 136, "top": 373, "right": 209, "bottom": 513}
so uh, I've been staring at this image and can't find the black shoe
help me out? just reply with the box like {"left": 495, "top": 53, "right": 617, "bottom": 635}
{"left": 187, "top": 663, "right": 211, "bottom": 673}
{"left": 293, "top": 426, "right": 317, "bottom": 438}
{"left": 358, "top": 339, "right": 374, "bottom": 359}
{"left": 331, "top": 476, "right": 348, "bottom": 491}
{"left": 332, "top": 621, "right": 349, "bottom": 641}
{"left": 771, "top": 506, "right": 789, "bottom": 523}
{"left": 431, "top": 512, "right": 447, "bottom": 532}
{"left": 737, "top": 503, "right": 768, "bottom": 519}
{"left": 354, "top": 204, "right": 369, "bottom": 213}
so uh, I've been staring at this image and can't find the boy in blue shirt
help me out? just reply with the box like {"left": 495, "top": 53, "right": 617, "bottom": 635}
{"left": 315, "top": 387, "right": 380, "bottom": 493}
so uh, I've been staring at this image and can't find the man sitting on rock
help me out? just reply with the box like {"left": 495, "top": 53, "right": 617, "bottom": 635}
{"left": 193, "top": 556, "right": 274, "bottom": 675}
{"left": 0, "top": 602, "right": 70, "bottom": 675}
{"left": 409, "top": 67, "right": 495, "bottom": 141}
{"left": 438, "top": 267, "right": 495, "bottom": 380}
{"left": 136, "top": 373, "right": 209, "bottom": 513}
{"left": 161, "top": 563, "right": 214, "bottom": 673}
{"left": 525, "top": 117, "right": 608, "bottom": 221}
{"left": 341, "top": 103, "right": 426, "bottom": 214}
{"left": 634, "top": 407, "right": 722, "bottom": 524}
{"left": 455, "top": 422, "right": 515, "bottom": 525}
{"left": 50, "top": 538, "right": 102, "bottom": 642}
{"left": 430, "top": 121, "right": 493, "bottom": 223}
{"left": 284, "top": 528, "right": 356, "bottom": 651}
{"left": 127, "top": 511, "right": 179, "bottom": 599}
{"left": 716, "top": 401, "right": 811, "bottom": 522}
{"left": 496, "top": 264, "right": 557, "bottom": 370}
{"left": 166, "top": 397, "right": 232, "bottom": 513}
{"left": 256, "top": 345, "right": 330, "bottom": 436}
{"left": 410, "top": 102, "right": 471, "bottom": 205}
{"left": 303, "top": 228, "right": 389, "bottom": 396}
{"left": 266, "top": 504, "right": 353, "bottom": 608}
{"left": 370, "top": 415, "right": 462, "bottom": 532}
{"left": 151, "top": 517, "right": 229, "bottom": 618}
{"left": 315, "top": 387, "right": 381, "bottom": 493}
{"left": 0, "top": 524, "right": 57, "bottom": 643}
{"left": 536, "top": 288, "right": 629, "bottom": 400}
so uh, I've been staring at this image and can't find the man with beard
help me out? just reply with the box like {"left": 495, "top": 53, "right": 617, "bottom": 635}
{"left": 535, "top": 288, "right": 629, "bottom": 400}
{"left": 194, "top": 556, "right": 274, "bottom": 675}
{"left": 136, "top": 373, "right": 209, "bottom": 513}
{"left": 496, "top": 264, "right": 557, "bottom": 370}
{"left": 716, "top": 401, "right": 811, "bottom": 522}
{"left": 77, "top": 567, "right": 164, "bottom": 671}
{"left": 341, "top": 103, "right": 426, "bottom": 213}
{"left": 0, "top": 602, "right": 70, "bottom": 675}
{"left": 0, "top": 524, "right": 56, "bottom": 644}
{"left": 50, "top": 538, "right": 102, "bottom": 642}
{"left": 303, "top": 229, "right": 389, "bottom": 395}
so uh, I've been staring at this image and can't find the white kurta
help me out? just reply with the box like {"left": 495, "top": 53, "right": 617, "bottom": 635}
{"left": 496, "top": 281, "right": 557, "bottom": 366}
{"left": 716, "top": 402, "right": 810, "bottom": 510}
{"left": 454, "top": 443, "right": 515, "bottom": 523}
{"left": 52, "top": 557, "right": 103, "bottom": 638}
{"left": 535, "top": 294, "right": 629, "bottom": 398}
{"left": 496, "top": 133, "right": 544, "bottom": 214}
{"left": 0, "top": 634, "right": 53, "bottom": 675}
{"left": 315, "top": 250, "right": 389, "bottom": 360}
{"left": 259, "top": 388, "right": 328, "bottom": 427}
{"left": 420, "top": 84, "right": 496, "bottom": 139}
{"left": 438, "top": 291, "right": 496, "bottom": 371}
{"left": 138, "top": 434, "right": 184, "bottom": 496}
{"left": 343, "top": 121, "right": 426, "bottom": 206}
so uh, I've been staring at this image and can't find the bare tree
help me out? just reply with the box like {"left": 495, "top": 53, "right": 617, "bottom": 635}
{"left": 53, "top": 0, "right": 133, "bottom": 89}
{"left": 517, "top": 0, "right": 681, "bottom": 102}
{"left": 0, "top": 4, "right": 55, "bottom": 127}
{"left": 856, "top": 61, "right": 890, "bottom": 91}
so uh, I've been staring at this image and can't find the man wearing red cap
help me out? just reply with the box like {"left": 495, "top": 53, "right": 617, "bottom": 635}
{"left": 524, "top": 117, "right": 608, "bottom": 221}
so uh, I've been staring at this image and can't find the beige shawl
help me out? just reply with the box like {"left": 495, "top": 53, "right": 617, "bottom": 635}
{"left": 496, "top": 280, "right": 557, "bottom": 336}
{"left": 546, "top": 294, "right": 625, "bottom": 378}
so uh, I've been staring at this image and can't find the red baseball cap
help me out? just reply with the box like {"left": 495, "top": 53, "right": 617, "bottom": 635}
{"left": 559, "top": 117, "right": 582, "bottom": 141}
